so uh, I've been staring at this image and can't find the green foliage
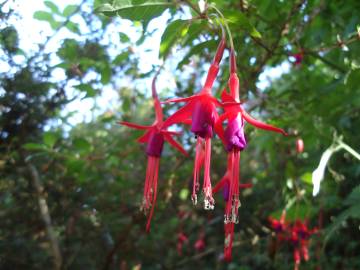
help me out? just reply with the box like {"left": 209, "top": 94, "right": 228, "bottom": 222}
{"left": 33, "top": 10, "right": 61, "bottom": 29}
{"left": 159, "top": 19, "right": 189, "bottom": 58}
{"left": 223, "top": 10, "right": 262, "bottom": 38}
{"left": 96, "top": 0, "right": 171, "bottom": 28}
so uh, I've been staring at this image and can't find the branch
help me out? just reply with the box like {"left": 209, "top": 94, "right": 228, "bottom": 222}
{"left": 253, "top": 0, "right": 306, "bottom": 76}
{"left": 28, "top": 164, "right": 62, "bottom": 270}
{"left": 307, "top": 51, "right": 346, "bottom": 73}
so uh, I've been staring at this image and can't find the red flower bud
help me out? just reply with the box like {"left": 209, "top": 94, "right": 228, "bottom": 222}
{"left": 296, "top": 138, "right": 304, "bottom": 153}
{"left": 194, "top": 238, "right": 205, "bottom": 252}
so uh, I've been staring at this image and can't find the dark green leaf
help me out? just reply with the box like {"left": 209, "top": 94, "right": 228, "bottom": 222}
{"left": 73, "top": 138, "right": 92, "bottom": 153}
{"left": 101, "top": 64, "right": 112, "bottom": 84}
{"left": 119, "top": 32, "right": 131, "bottom": 43}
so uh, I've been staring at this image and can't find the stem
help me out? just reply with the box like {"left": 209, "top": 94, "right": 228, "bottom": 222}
{"left": 209, "top": 4, "right": 234, "bottom": 52}
{"left": 338, "top": 141, "right": 360, "bottom": 161}
{"left": 151, "top": 63, "right": 164, "bottom": 99}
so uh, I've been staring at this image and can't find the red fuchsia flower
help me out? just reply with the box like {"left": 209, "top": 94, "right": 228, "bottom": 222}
{"left": 194, "top": 238, "right": 206, "bottom": 252}
{"left": 293, "top": 52, "right": 303, "bottom": 66}
{"left": 290, "top": 49, "right": 304, "bottom": 66}
{"left": 213, "top": 49, "right": 286, "bottom": 262}
{"left": 162, "top": 37, "right": 227, "bottom": 210}
{"left": 269, "top": 210, "right": 288, "bottom": 235}
{"left": 289, "top": 219, "right": 318, "bottom": 270}
{"left": 213, "top": 154, "right": 252, "bottom": 262}
{"left": 119, "top": 75, "right": 188, "bottom": 232}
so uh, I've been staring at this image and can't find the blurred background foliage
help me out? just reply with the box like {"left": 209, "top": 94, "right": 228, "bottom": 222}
{"left": 1, "top": 0, "right": 360, "bottom": 269}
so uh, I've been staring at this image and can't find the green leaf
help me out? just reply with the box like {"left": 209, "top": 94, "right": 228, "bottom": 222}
{"left": 101, "top": 64, "right": 112, "bottom": 84}
{"left": 33, "top": 11, "right": 54, "bottom": 22}
{"left": 63, "top": 4, "right": 78, "bottom": 17}
{"left": 33, "top": 10, "right": 61, "bottom": 30}
{"left": 300, "top": 172, "right": 313, "bottom": 185}
{"left": 23, "top": 143, "right": 47, "bottom": 151}
{"left": 43, "top": 132, "right": 58, "bottom": 148}
{"left": 159, "top": 19, "right": 189, "bottom": 58}
{"left": 73, "top": 138, "right": 92, "bottom": 153}
{"left": 119, "top": 32, "right": 130, "bottom": 43}
{"left": 96, "top": 0, "right": 171, "bottom": 22}
{"left": 75, "top": 84, "right": 97, "bottom": 98}
{"left": 345, "top": 68, "right": 360, "bottom": 90}
{"left": 113, "top": 51, "right": 130, "bottom": 66}
{"left": 66, "top": 21, "right": 80, "bottom": 34}
{"left": 223, "top": 10, "right": 262, "bottom": 38}
{"left": 44, "top": 1, "right": 61, "bottom": 15}
{"left": 66, "top": 158, "right": 86, "bottom": 174}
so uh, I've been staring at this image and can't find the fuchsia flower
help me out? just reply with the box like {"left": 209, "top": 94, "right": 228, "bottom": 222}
{"left": 119, "top": 75, "right": 188, "bottom": 232}
{"left": 269, "top": 210, "right": 289, "bottom": 241}
{"left": 269, "top": 212, "right": 318, "bottom": 270}
{"left": 291, "top": 219, "right": 318, "bottom": 270}
{"left": 213, "top": 154, "right": 252, "bottom": 262}
{"left": 293, "top": 52, "right": 304, "bottom": 66}
{"left": 162, "top": 38, "right": 227, "bottom": 210}
{"left": 120, "top": 22, "right": 288, "bottom": 262}
{"left": 213, "top": 50, "right": 287, "bottom": 261}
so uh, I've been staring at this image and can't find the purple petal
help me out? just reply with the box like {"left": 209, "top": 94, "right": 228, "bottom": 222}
{"left": 146, "top": 131, "right": 164, "bottom": 157}
{"left": 224, "top": 114, "right": 247, "bottom": 151}
{"left": 191, "top": 99, "right": 216, "bottom": 138}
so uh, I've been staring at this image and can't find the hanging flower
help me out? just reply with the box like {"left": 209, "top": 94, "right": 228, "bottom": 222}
{"left": 289, "top": 219, "right": 318, "bottom": 270}
{"left": 214, "top": 50, "right": 286, "bottom": 262}
{"left": 162, "top": 38, "right": 227, "bottom": 210}
{"left": 213, "top": 153, "right": 252, "bottom": 261}
{"left": 119, "top": 75, "right": 188, "bottom": 232}
{"left": 269, "top": 213, "right": 317, "bottom": 270}
{"left": 268, "top": 210, "right": 288, "bottom": 260}
{"left": 269, "top": 210, "right": 288, "bottom": 236}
